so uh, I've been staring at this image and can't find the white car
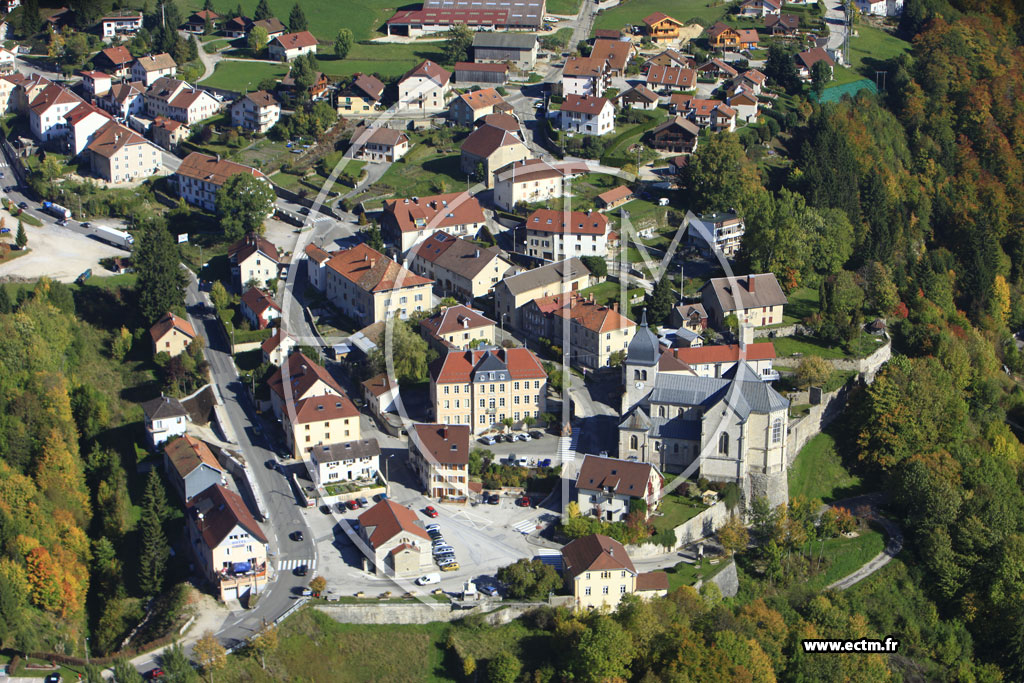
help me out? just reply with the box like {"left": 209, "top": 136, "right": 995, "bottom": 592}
{"left": 416, "top": 573, "right": 441, "bottom": 586}
{"left": 425, "top": 523, "right": 441, "bottom": 533}
{"left": 433, "top": 545, "right": 455, "bottom": 556}
{"left": 517, "top": 433, "right": 531, "bottom": 442}
{"left": 480, "top": 435, "right": 496, "bottom": 445}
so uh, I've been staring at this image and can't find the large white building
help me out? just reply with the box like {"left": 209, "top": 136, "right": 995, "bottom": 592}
{"left": 309, "top": 438, "right": 381, "bottom": 489}
{"left": 524, "top": 208, "right": 610, "bottom": 262}
{"left": 174, "top": 152, "right": 266, "bottom": 211}
{"left": 397, "top": 60, "right": 451, "bottom": 113}
{"left": 559, "top": 95, "right": 614, "bottom": 136}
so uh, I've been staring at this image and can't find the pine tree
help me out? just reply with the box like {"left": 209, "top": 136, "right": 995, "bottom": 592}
{"left": 143, "top": 469, "right": 170, "bottom": 522}
{"left": 0, "top": 284, "right": 11, "bottom": 314}
{"left": 134, "top": 221, "right": 186, "bottom": 326}
{"left": 188, "top": 33, "right": 200, "bottom": 61}
{"left": 203, "top": 0, "right": 214, "bottom": 10}
{"left": 234, "top": 3, "right": 244, "bottom": 18}
{"left": 21, "top": 0, "right": 41, "bottom": 34}
{"left": 288, "top": 2, "right": 307, "bottom": 32}
{"left": 253, "top": 0, "right": 272, "bottom": 20}
{"left": 14, "top": 220, "right": 26, "bottom": 250}
{"left": 138, "top": 501, "right": 168, "bottom": 596}
{"left": 646, "top": 277, "right": 675, "bottom": 324}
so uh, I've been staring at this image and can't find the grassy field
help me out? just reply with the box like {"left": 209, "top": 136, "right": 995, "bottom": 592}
{"left": 772, "top": 332, "right": 884, "bottom": 360}
{"left": 593, "top": 0, "right": 727, "bottom": 33}
{"left": 579, "top": 280, "right": 645, "bottom": 309}
{"left": 200, "top": 60, "right": 288, "bottom": 90}
{"left": 849, "top": 24, "right": 911, "bottom": 74}
{"left": 805, "top": 529, "right": 885, "bottom": 591}
{"left": 788, "top": 432, "right": 864, "bottom": 503}
{"left": 652, "top": 494, "right": 708, "bottom": 534}
{"left": 781, "top": 286, "right": 819, "bottom": 324}
{"left": 203, "top": 38, "right": 232, "bottom": 53}
{"left": 316, "top": 43, "right": 444, "bottom": 79}
{"left": 547, "top": 0, "right": 582, "bottom": 14}
{"left": 183, "top": 0, "right": 399, "bottom": 40}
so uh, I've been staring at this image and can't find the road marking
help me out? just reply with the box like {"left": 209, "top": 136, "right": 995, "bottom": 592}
{"left": 513, "top": 518, "right": 538, "bottom": 534}
{"left": 449, "top": 508, "right": 494, "bottom": 530}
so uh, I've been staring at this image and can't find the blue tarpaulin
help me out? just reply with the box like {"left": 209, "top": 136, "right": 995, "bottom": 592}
{"left": 232, "top": 561, "right": 252, "bottom": 574}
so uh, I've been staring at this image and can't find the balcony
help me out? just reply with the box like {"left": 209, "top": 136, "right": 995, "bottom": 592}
{"left": 761, "top": 369, "right": 780, "bottom": 382}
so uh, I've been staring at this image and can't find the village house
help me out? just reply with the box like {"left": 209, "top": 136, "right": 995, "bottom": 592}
{"left": 309, "top": 438, "right": 381, "bottom": 490}
{"left": 408, "top": 232, "right": 513, "bottom": 302}
{"left": 643, "top": 12, "right": 685, "bottom": 44}
{"left": 356, "top": 500, "right": 431, "bottom": 577}
{"left": 268, "top": 30, "right": 318, "bottom": 61}
{"left": 349, "top": 126, "right": 410, "bottom": 162}
{"left": 100, "top": 10, "right": 143, "bottom": 37}
{"left": 0, "top": 50, "right": 16, "bottom": 77}
{"left": 144, "top": 77, "right": 223, "bottom": 125}
{"left": 261, "top": 329, "right": 296, "bottom": 367}
{"left": 142, "top": 394, "right": 188, "bottom": 449}
{"left": 669, "top": 302, "right": 709, "bottom": 334}
{"left": 230, "top": 90, "right": 280, "bottom": 133}
{"left": 29, "top": 84, "right": 83, "bottom": 143}
{"left": 740, "top": 0, "right": 781, "bottom": 16}
{"left": 700, "top": 273, "right": 788, "bottom": 328}
{"left": 362, "top": 373, "right": 402, "bottom": 420}
{"left": 152, "top": 116, "right": 187, "bottom": 150}
{"left": 615, "top": 84, "right": 659, "bottom": 111}
{"left": 727, "top": 87, "right": 759, "bottom": 124}
{"left": 430, "top": 347, "right": 547, "bottom": 433}
{"left": 267, "top": 352, "right": 361, "bottom": 459}
{"left": 382, "top": 192, "right": 487, "bottom": 254}
{"left": 494, "top": 257, "right": 593, "bottom": 330}
{"left": 98, "top": 81, "right": 145, "bottom": 119}
{"left": 323, "top": 243, "right": 433, "bottom": 325}
{"left": 562, "top": 56, "right": 610, "bottom": 98}
{"left": 239, "top": 288, "right": 281, "bottom": 330}
{"left": 647, "top": 116, "right": 700, "bottom": 154}
{"left": 336, "top": 73, "right": 385, "bottom": 114}
{"left": 149, "top": 312, "right": 196, "bottom": 357}
{"left": 410, "top": 423, "right": 470, "bottom": 500}
{"left": 175, "top": 152, "right": 265, "bottom": 211}
{"left": 420, "top": 304, "right": 497, "bottom": 351}
{"left": 644, "top": 65, "right": 696, "bottom": 93}
{"left": 96, "top": 46, "right": 134, "bottom": 77}
{"left": 597, "top": 186, "right": 634, "bottom": 211}
{"left": 644, "top": 49, "right": 694, "bottom": 71}
{"left": 185, "top": 484, "right": 268, "bottom": 602}
{"left": 397, "top": 60, "right": 451, "bottom": 113}
{"left": 87, "top": 120, "right": 162, "bottom": 183}
{"left": 686, "top": 211, "right": 745, "bottom": 257}
{"left": 765, "top": 13, "right": 800, "bottom": 35}
{"left": 303, "top": 243, "right": 331, "bottom": 292}
{"left": 280, "top": 70, "right": 329, "bottom": 101}
{"left": 459, "top": 121, "right": 531, "bottom": 187}
{"left": 575, "top": 454, "right": 663, "bottom": 522}
{"left": 491, "top": 158, "right": 587, "bottom": 211}
{"left": 696, "top": 58, "right": 739, "bottom": 81}
{"left": 562, "top": 534, "right": 669, "bottom": 610}
{"left": 522, "top": 293, "right": 636, "bottom": 370}
{"left": 524, "top": 208, "right": 610, "bottom": 262}
{"left": 796, "top": 46, "right": 836, "bottom": 80}
{"left": 222, "top": 15, "right": 251, "bottom": 37}
{"left": 448, "top": 87, "right": 510, "bottom": 126}
{"left": 472, "top": 31, "right": 537, "bottom": 69}
{"left": 228, "top": 233, "right": 281, "bottom": 290}
{"left": 560, "top": 94, "right": 614, "bottom": 136}
{"left": 251, "top": 17, "right": 286, "bottom": 39}
{"left": 64, "top": 102, "right": 112, "bottom": 156}
{"left": 675, "top": 96, "right": 736, "bottom": 132}
{"left": 591, "top": 38, "right": 633, "bottom": 77}
{"left": 79, "top": 70, "right": 111, "bottom": 98}
{"left": 131, "top": 53, "right": 177, "bottom": 86}
{"left": 164, "top": 435, "right": 226, "bottom": 502}
{"left": 184, "top": 9, "right": 219, "bottom": 32}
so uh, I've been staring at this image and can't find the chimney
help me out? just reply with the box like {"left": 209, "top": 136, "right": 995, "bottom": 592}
{"left": 216, "top": 153, "right": 220, "bottom": 162}
{"left": 300, "top": 363, "right": 307, "bottom": 374}
{"left": 474, "top": 249, "right": 480, "bottom": 258}
{"left": 369, "top": 258, "right": 376, "bottom": 268}
{"left": 611, "top": 302, "right": 618, "bottom": 312}
{"left": 740, "top": 324, "right": 753, "bottom": 349}
{"left": 747, "top": 275, "right": 755, "bottom": 293}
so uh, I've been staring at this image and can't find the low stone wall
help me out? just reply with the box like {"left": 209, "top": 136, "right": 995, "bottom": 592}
{"left": 694, "top": 559, "right": 738, "bottom": 598}
{"left": 786, "top": 383, "right": 852, "bottom": 466}
{"left": 627, "top": 500, "right": 731, "bottom": 557}
{"left": 754, "top": 323, "right": 812, "bottom": 339}
{"left": 828, "top": 334, "right": 891, "bottom": 380}
{"left": 315, "top": 602, "right": 536, "bottom": 626}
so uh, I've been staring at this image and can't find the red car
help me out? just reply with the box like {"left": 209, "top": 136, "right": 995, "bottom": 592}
{"left": 146, "top": 669, "right": 165, "bottom": 680}
{"left": 516, "top": 496, "right": 532, "bottom": 508}
{"left": 346, "top": 500, "right": 359, "bottom": 510}
{"left": 424, "top": 505, "right": 439, "bottom": 518}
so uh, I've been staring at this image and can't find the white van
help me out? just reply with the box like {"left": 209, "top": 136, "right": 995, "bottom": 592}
{"left": 416, "top": 573, "right": 441, "bottom": 586}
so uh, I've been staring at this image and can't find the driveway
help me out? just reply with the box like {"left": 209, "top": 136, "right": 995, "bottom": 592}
{"left": 823, "top": 493, "right": 904, "bottom": 591}
{"left": 825, "top": 1, "right": 849, "bottom": 55}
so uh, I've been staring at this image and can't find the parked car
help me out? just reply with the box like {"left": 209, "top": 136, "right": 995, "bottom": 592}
{"left": 346, "top": 500, "right": 359, "bottom": 510}
{"left": 480, "top": 435, "right": 496, "bottom": 445}
{"left": 424, "top": 505, "right": 439, "bottom": 518}
{"left": 374, "top": 492, "right": 389, "bottom": 502}
{"left": 440, "top": 561, "right": 460, "bottom": 572}
{"left": 529, "top": 430, "right": 544, "bottom": 439}
{"left": 17, "top": 201, "right": 26, "bottom": 209}
{"left": 336, "top": 502, "right": 346, "bottom": 513}
{"left": 425, "top": 523, "right": 441, "bottom": 533}
{"left": 435, "top": 553, "right": 456, "bottom": 564}
{"left": 516, "top": 496, "right": 532, "bottom": 508}
{"left": 431, "top": 538, "right": 448, "bottom": 548}
{"left": 517, "top": 433, "right": 531, "bottom": 442}
{"left": 290, "top": 530, "right": 304, "bottom": 541}
{"left": 145, "top": 668, "right": 165, "bottom": 680}
{"left": 432, "top": 544, "right": 455, "bottom": 556}
{"left": 416, "top": 573, "right": 441, "bottom": 586}
{"left": 485, "top": 492, "right": 500, "bottom": 505}
{"left": 300, "top": 587, "right": 313, "bottom": 596}
{"left": 357, "top": 497, "right": 369, "bottom": 507}
{"left": 537, "top": 458, "right": 552, "bottom": 468}
{"left": 264, "top": 459, "right": 277, "bottom": 470}
{"left": 319, "top": 505, "right": 331, "bottom": 515}
{"left": 480, "top": 584, "right": 500, "bottom": 596}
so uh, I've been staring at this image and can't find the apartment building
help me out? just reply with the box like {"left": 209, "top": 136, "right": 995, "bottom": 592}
{"left": 381, "top": 192, "right": 487, "bottom": 254}
{"left": 685, "top": 211, "right": 745, "bottom": 257}
{"left": 420, "top": 304, "right": 497, "bottom": 351}
{"left": 562, "top": 57, "right": 610, "bottom": 97}
{"left": 64, "top": 102, "right": 112, "bottom": 156}
{"left": 559, "top": 94, "right": 614, "bottom": 136}
{"left": 410, "top": 423, "right": 469, "bottom": 500}
{"left": 524, "top": 208, "right": 610, "bottom": 262}
{"left": 131, "top": 53, "right": 178, "bottom": 86}
{"left": 230, "top": 90, "right": 280, "bottom": 133}
{"left": 144, "top": 77, "right": 222, "bottom": 125}
{"left": 563, "top": 534, "right": 668, "bottom": 610}
{"left": 309, "top": 438, "right": 381, "bottom": 489}
{"left": 175, "top": 152, "right": 265, "bottom": 211}
{"left": 430, "top": 347, "right": 547, "bottom": 434}
{"left": 98, "top": 81, "right": 146, "bottom": 118}
{"left": 350, "top": 126, "right": 410, "bottom": 163}
{"left": 408, "top": 231, "right": 513, "bottom": 301}
{"left": 268, "top": 31, "right": 318, "bottom": 61}
{"left": 491, "top": 158, "right": 588, "bottom": 211}
{"left": 700, "top": 273, "right": 788, "bottom": 329}
{"left": 521, "top": 293, "right": 636, "bottom": 370}
{"left": 323, "top": 244, "right": 433, "bottom": 326}
{"left": 397, "top": 60, "right": 451, "bottom": 112}
{"left": 87, "top": 120, "right": 163, "bottom": 183}
{"left": 228, "top": 233, "right": 281, "bottom": 289}
{"left": 336, "top": 72, "right": 385, "bottom": 114}
{"left": 29, "top": 84, "right": 83, "bottom": 142}
{"left": 493, "top": 257, "right": 593, "bottom": 330}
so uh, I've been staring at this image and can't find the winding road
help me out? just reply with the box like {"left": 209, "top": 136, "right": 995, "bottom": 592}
{"left": 823, "top": 493, "right": 904, "bottom": 591}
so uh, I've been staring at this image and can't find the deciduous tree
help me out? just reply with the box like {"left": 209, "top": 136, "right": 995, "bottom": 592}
{"left": 334, "top": 28, "right": 353, "bottom": 59}
{"left": 216, "top": 173, "right": 276, "bottom": 240}
{"left": 194, "top": 630, "right": 226, "bottom": 682}
{"left": 443, "top": 23, "right": 473, "bottom": 65}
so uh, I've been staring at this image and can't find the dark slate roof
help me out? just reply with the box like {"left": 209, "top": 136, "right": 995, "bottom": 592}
{"left": 472, "top": 32, "right": 537, "bottom": 49}
{"left": 627, "top": 310, "right": 660, "bottom": 367}
{"left": 473, "top": 350, "right": 508, "bottom": 377}
{"left": 648, "top": 415, "right": 701, "bottom": 440}
{"left": 619, "top": 408, "right": 651, "bottom": 431}
{"left": 648, "top": 364, "right": 788, "bottom": 419}
{"left": 142, "top": 395, "right": 187, "bottom": 420}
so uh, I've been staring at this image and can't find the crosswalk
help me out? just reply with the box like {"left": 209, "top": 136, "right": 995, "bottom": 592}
{"left": 513, "top": 518, "right": 539, "bottom": 535}
{"left": 535, "top": 549, "right": 563, "bottom": 572}
{"left": 277, "top": 558, "right": 315, "bottom": 572}
{"left": 557, "top": 433, "right": 579, "bottom": 464}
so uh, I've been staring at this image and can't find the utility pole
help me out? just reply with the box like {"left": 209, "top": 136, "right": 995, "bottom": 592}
{"left": 874, "top": 70, "right": 886, "bottom": 92}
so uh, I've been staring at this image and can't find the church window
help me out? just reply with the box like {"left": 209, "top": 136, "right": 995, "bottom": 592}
{"left": 772, "top": 418, "right": 783, "bottom": 444}
{"left": 719, "top": 433, "right": 729, "bottom": 455}
{"left": 630, "top": 435, "right": 638, "bottom": 449}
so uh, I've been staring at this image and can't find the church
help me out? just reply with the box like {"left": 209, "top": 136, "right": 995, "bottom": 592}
{"left": 617, "top": 313, "right": 791, "bottom": 504}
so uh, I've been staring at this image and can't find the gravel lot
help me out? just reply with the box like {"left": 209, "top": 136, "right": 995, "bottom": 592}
{"left": 0, "top": 211, "right": 124, "bottom": 283}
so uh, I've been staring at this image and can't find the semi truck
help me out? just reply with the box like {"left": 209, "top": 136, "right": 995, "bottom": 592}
{"left": 42, "top": 201, "right": 71, "bottom": 220}
{"left": 91, "top": 224, "right": 134, "bottom": 250}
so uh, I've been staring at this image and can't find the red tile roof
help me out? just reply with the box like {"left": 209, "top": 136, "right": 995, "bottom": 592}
{"left": 362, "top": 372, "right": 398, "bottom": 398}
{"left": 525, "top": 208, "right": 607, "bottom": 236}
{"left": 272, "top": 30, "right": 318, "bottom": 50}
{"left": 324, "top": 243, "right": 432, "bottom": 292}
{"left": 149, "top": 312, "right": 196, "bottom": 344}
{"left": 576, "top": 454, "right": 659, "bottom": 497}
{"left": 431, "top": 347, "right": 547, "bottom": 384}
{"left": 188, "top": 484, "right": 267, "bottom": 548}
{"left": 176, "top": 152, "right": 264, "bottom": 186}
{"left": 562, "top": 534, "right": 636, "bottom": 580}
{"left": 668, "top": 342, "right": 775, "bottom": 365}
{"left": 460, "top": 123, "right": 524, "bottom": 158}
{"left": 597, "top": 185, "right": 633, "bottom": 206}
{"left": 453, "top": 86, "right": 506, "bottom": 111}
{"left": 304, "top": 242, "right": 331, "bottom": 264}
{"left": 591, "top": 39, "right": 632, "bottom": 71}
{"left": 636, "top": 571, "right": 669, "bottom": 591}
{"left": 400, "top": 60, "right": 451, "bottom": 87}
{"left": 229, "top": 232, "right": 280, "bottom": 264}
{"left": 267, "top": 351, "right": 344, "bottom": 403}
{"left": 383, "top": 192, "right": 485, "bottom": 234}
{"left": 87, "top": 120, "right": 150, "bottom": 158}
{"left": 421, "top": 304, "right": 495, "bottom": 337}
{"left": 164, "top": 435, "right": 223, "bottom": 479}
{"left": 358, "top": 500, "right": 430, "bottom": 549}
{"left": 292, "top": 392, "right": 359, "bottom": 424}
{"left": 134, "top": 52, "right": 177, "bottom": 72}
{"left": 643, "top": 11, "right": 682, "bottom": 26}
{"left": 65, "top": 101, "right": 110, "bottom": 126}
{"left": 29, "top": 84, "right": 82, "bottom": 116}
{"left": 240, "top": 287, "right": 281, "bottom": 319}
{"left": 796, "top": 46, "right": 835, "bottom": 71}
{"left": 563, "top": 56, "right": 606, "bottom": 78}
{"left": 646, "top": 65, "right": 696, "bottom": 88}
{"left": 560, "top": 94, "right": 611, "bottom": 115}
{"left": 412, "top": 423, "right": 470, "bottom": 466}
{"left": 99, "top": 45, "right": 133, "bottom": 67}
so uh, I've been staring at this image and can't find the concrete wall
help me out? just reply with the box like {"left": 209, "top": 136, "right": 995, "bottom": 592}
{"left": 627, "top": 499, "right": 732, "bottom": 557}
{"left": 753, "top": 323, "right": 812, "bottom": 339}
{"left": 828, "top": 334, "right": 891, "bottom": 380}
{"left": 694, "top": 559, "right": 738, "bottom": 598}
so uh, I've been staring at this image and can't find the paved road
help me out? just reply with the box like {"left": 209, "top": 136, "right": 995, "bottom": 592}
{"left": 825, "top": 1, "right": 849, "bottom": 56}
{"left": 823, "top": 493, "right": 904, "bottom": 591}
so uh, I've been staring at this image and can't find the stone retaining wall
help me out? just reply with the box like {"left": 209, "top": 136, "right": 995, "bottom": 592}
{"left": 694, "top": 559, "right": 738, "bottom": 598}
{"left": 316, "top": 602, "right": 536, "bottom": 626}
{"left": 627, "top": 500, "right": 732, "bottom": 557}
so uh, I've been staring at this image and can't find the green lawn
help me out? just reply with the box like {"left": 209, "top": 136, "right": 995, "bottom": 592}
{"left": 316, "top": 43, "right": 444, "bottom": 79}
{"left": 183, "top": 0, "right": 399, "bottom": 41}
{"left": 600, "top": 109, "right": 669, "bottom": 166}
{"left": 652, "top": 494, "right": 708, "bottom": 534}
{"left": 805, "top": 529, "right": 886, "bottom": 591}
{"left": 200, "top": 60, "right": 288, "bottom": 90}
{"left": 788, "top": 432, "right": 864, "bottom": 503}
{"left": 781, "top": 286, "right": 819, "bottom": 325}
{"left": 825, "top": 64, "right": 869, "bottom": 89}
{"left": 364, "top": 135, "right": 465, "bottom": 206}
{"left": 547, "top": 0, "right": 582, "bottom": 14}
{"left": 579, "top": 281, "right": 645, "bottom": 309}
{"left": 772, "top": 333, "right": 879, "bottom": 360}
{"left": 593, "top": 0, "right": 726, "bottom": 33}
{"left": 848, "top": 24, "right": 911, "bottom": 74}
